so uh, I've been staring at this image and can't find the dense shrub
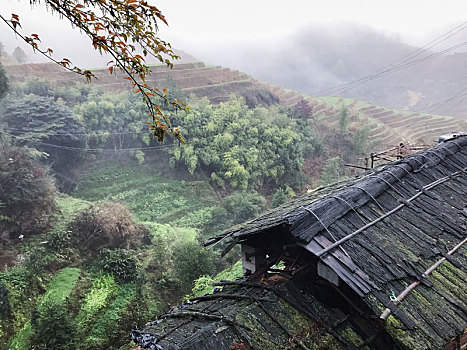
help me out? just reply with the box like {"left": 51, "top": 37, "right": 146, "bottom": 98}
{"left": 320, "top": 156, "right": 343, "bottom": 186}
{"left": 97, "top": 249, "right": 140, "bottom": 283}
{"left": 270, "top": 186, "right": 296, "bottom": 208}
{"left": 30, "top": 297, "right": 76, "bottom": 350}
{"left": 0, "top": 59, "right": 7, "bottom": 100}
{"left": 0, "top": 281, "right": 10, "bottom": 319}
{"left": 206, "top": 191, "right": 266, "bottom": 234}
{"left": 70, "top": 201, "right": 144, "bottom": 251}
{"left": 0, "top": 94, "right": 86, "bottom": 190}
{"left": 0, "top": 140, "right": 56, "bottom": 243}
{"left": 75, "top": 274, "right": 118, "bottom": 339}
{"left": 172, "top": 241, "right": 217, "bottom": 293}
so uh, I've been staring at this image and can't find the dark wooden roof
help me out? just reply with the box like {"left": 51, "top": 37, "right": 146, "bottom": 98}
{"left": 132, "top": 281, "right": 381, "bottom": 350}
{"left": 206, "top": 136, "right": 467, "bottom": 349}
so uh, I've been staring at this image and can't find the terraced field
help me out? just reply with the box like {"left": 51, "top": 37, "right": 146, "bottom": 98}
{"left": 253, "top": 78, "right": 467, "bottom": 148}
{"left": 6, "top": 61, "right": 466, "bottom": 150}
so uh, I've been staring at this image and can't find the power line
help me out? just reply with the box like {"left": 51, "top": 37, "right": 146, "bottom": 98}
{"left": 310, "top": 21, "right": 467, "bottom": 97}
{"left": 2, "top": 127, "right": 150, "bottom": 136}
{"left": 0, "top": 131, "right": 176, "bottom": 152}
{"left": 329, "top": 41, "right": 467, "bottom": 96}
{"left": 414, "top": 87, "right": 467, "bottom": 114}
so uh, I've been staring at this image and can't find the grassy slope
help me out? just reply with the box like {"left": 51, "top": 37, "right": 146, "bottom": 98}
{"left": 5, "top": 173, "right": 204, "bottom": 350}
{"left": 72, "top": 157, "right": 218, "bottom": 229}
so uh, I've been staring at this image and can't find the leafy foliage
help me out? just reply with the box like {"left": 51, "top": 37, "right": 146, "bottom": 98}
{"left": 293, "top": 98, "right": 313, "bottom": 119}
{"left": 0, "top": 57, "right": 7, "bottom": 100}
{"left": 0, "top": 281, "right": 10, "bottom": 319}
{"left": 97, "top": 249, "right": 140, "bottom": 283}
{"left": 171, "top": 95, "right": 315, "bottom": 190}
{"left": 338, "top": 104, "right": 349, "bottom": 135}
{"left": 83, "top": 284, "right": 136, "bottom": 349}
{"left": 270, "top": 186, "right": 296, "bottom": 208}
{"left": 29, "top": 268, "right": 80, "bottom": 350}
{"left": 72, "top": 160, "right": 217, "bottom": 225}
{"left": 172, "top": 241, "right": 217, "bottom": 293}
{"left": 352, "top": 125, "right": 371, "bottom": 155}
{"left": 189, "top": 260, "right": 243, "bottom": 298}
{"left": 73, "top": 89, "right": 148, "bottom": 149}
{"left": 12, "top": 47, "right": 27, "bottom": 64}
{"left": 319, "top": 156, "right": 343, "bottom": 186}
{"left": 30, "top": 297, "right": 76, "bottom": 350}
{"left": 0, "top": 139, "right": 56, "bottom": 242}
{"left": 0, "top": 93, "right": 86, "bottom": 189}
{"left": 76, "top": 274, "right": 118, "bottom": 338}
{"left": 206, "top": 191, "right": 266, "bottom": 234}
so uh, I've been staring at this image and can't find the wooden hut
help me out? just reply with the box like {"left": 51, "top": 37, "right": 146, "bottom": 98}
{"left": 133, "top": 136, "right": 467, "bottom": 350}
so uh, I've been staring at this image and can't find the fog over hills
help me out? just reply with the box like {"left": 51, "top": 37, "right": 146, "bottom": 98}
{"left": 190, "top": 23, "right": 467, "bottom": 118}
{"left": 2, "top": 16, "right": 467, "bottom": 118}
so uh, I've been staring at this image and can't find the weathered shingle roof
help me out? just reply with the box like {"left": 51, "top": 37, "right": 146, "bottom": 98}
{"left": 132, "top": 281, "right": 374, "bottom": 350}
{"left": 207, "top": 136, "right": 467, "bottom": 349}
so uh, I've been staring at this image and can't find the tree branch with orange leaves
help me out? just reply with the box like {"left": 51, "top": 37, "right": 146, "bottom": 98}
{"left": 0, "top": 0, "right": 188, "bottom": 142}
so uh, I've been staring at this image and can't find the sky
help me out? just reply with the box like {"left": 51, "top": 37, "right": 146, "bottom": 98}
{"left": 0, "top": 0, "right": 466, "bottom": 67}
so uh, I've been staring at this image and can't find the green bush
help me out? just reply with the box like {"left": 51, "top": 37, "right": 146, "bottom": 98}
{"left": 30, "top": 297, "right": 76, "bottom": 350}
{"left": 320, "top": 156, "right": 343, "bottom": 186}
{"left": 0, "top": 140, "right": 56, "bottom": 243}
{"left": 83, "top": 284, "right": 136, "bottom": 349}
{"left": 97, "top": 249, "right": 140, "bottom": 283}
{"left": 76, "top": 274, "right": 118, "bottom": 338}
{"left": 206, "top": 191, "right": 266, "bottom": 234}
{"left": 23, "top": 246, "right": 52, "bottom": 276}
{"left": 189, "top": 260, "right": 243, "bottom": 299}
{"left": 271, "top": 186, "right": 296, "bottom": 208}
{"left": 0, "top": 281, "right": 10, "bottom": 319}
{"left": 170, "top": 95, "right": 315, "bottom": 190}
{"left": 172, "top": 241, "right": 217, "bottom": 293}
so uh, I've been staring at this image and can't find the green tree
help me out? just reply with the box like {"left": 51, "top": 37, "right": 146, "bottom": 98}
{"left": 0, "top": 49, "right": 8, "bottom": 100}
{"left": 31, "top": 297, "right": 76, "bottom": 350}
{"left": 270, "top": 186, "right": 296, "bottom": 208}
{"left": 12, "top": 46, "right": 27, "bottom": 64}
{"left": 293, "top": 98, "right": 313, "bottom": 119}
{"left": 0, "top": 138, "right": 56, "bottom": 243}
{"left": 1, "top": 94, "right": 86, "bottom": 187}
{"left": 73, "top": 89, "right": 149, "bottom": 150}
{"left": 172, "top": 241, "right": 216, "bottom": 293}
{"left": 206, "top": 191, "right": 266, "bottom": 233}
{"left": 338, "top": 104, "right": 349, "bottom": 134}
{"left": 352, "top": 125, "right": 371, "bottom": 155}
{"left": 171, "top": 95, "right": 315, "bottom": 190}
{"left": 320, "top": 156, "right": 343, "bottom": 186}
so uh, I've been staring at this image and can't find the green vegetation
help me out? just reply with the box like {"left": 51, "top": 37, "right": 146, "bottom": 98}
{"left": 189, "top": 260, "right": 243, "bottom": 298}
{"left": 320, "top": 156, "right": 343, "bottom": 186}
{"left": 173, "top": 241, "right": 217, "bottom": 293}
{"left": 171, "top": 95, "right": 316, "bottom": 191}
{"left": 0, "top": 69, "right": 382, "bottom": 349}
{"left": 73, "top": 160, "right": 217, "bottom": 225}
{"left": 0, "top": 138, "right": 57, "bottom": 242}
{"left": 0, "top": 53, "right": 7, "bottom": 100}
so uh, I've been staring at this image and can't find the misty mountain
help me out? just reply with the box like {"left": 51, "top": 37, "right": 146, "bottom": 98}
{"left": 198, "top": 23, "right": 467, "bottom": 118}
